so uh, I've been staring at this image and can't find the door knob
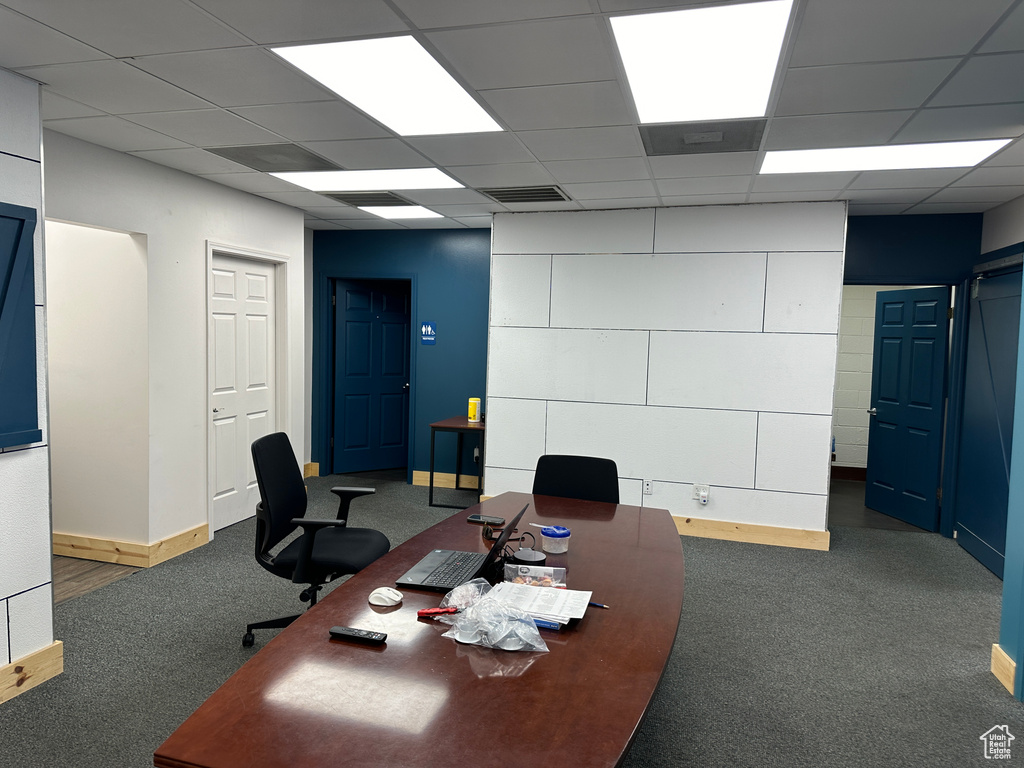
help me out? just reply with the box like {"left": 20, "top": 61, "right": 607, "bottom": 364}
{"left": 866, "top": 407, "right": 877, "bottom": 416}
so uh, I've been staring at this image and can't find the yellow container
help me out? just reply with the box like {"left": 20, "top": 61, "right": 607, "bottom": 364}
{"left": 468, "top": 397, "right": 481, "bottom": 422}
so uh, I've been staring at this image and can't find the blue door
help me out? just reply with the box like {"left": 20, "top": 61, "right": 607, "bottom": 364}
{"left": 953, "top": 269, "right": 1021, "bottom": 577}
{"left": 332, "top": 279, "right": 410, "bottom": 473}
{"left": 864, "top": 287, "right": 951, "bottom": 530}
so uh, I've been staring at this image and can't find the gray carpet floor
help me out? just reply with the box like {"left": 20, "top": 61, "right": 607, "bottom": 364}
{"left": 1, "top": 473, "right": 1021, "bottom": 767}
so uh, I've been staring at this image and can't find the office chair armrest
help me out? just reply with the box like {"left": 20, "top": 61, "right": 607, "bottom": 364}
{"left": 330, "top": 486, "right": 375, "bottom": 525}
{"left": 289, "top": 518, "right": 347, "bottom": 585}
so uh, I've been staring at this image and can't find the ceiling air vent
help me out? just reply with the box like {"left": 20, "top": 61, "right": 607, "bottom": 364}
{"left": 481, "top": 186, "right": 570, "bottom": 204}
{"left": 206, "top": 143, "right": 339, "bottom": 172}
{"left": 322, "top": 191, "right": 411, "bottom": 206}
{"left": 640, "top": 119, "right": 767, "bottom": 156}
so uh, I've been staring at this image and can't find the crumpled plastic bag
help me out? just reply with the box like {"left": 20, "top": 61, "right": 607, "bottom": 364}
{"left": 436, "top": 578, "right": 548, "bottom": 653}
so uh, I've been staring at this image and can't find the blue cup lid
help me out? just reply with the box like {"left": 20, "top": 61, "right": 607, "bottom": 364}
{"left": 540, "top": 525, "right": 571, "bottom": 538}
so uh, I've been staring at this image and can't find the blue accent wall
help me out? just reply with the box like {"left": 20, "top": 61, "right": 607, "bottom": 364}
{"left": 845, "top": 214, "right": 984, "bottom": 284}
{"left": 313, "top": 228, "right": 490, "bottom": 477}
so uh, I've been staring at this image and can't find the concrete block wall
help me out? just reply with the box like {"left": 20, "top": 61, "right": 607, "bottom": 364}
{"left": 485, "top": 202, "right": 847, "bottom": 531}
{"left": 0, "top": 68, "right": 53, "bottom": 668}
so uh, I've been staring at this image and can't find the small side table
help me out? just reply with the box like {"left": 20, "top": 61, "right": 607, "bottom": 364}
{"left": 428, "top": 416, "right": 485, "bottom": 508}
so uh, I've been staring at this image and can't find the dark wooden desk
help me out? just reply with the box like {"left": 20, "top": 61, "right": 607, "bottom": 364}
{"left": 428, "top": 416, "right": 485, "bottom": 508}
{"left": 154, "top": 493, "right": 684, "bottom": 768}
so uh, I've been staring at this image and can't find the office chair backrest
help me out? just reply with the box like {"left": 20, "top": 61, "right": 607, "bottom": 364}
{"left": 532, "top": 454, "right": 620, "bottom": 504}
{"left": 251, "top": 432, "right": 308, "bottom": 554}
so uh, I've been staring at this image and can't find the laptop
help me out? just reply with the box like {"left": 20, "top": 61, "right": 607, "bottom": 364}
{"left": 396, "top": 504, "right": 529, "bottom": 592}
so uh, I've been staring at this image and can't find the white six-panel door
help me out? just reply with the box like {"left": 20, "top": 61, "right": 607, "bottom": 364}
{"left": 209, "top": 254, "right": 276, "bottom": 531}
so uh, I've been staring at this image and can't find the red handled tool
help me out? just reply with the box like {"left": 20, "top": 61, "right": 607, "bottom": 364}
{"left": 417, "top": 606, "right": 460, "bottom": 617}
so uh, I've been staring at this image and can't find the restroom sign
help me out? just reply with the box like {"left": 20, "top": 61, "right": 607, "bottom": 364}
{"left": 421, "top": 321, "right": 436, "bottom": 345}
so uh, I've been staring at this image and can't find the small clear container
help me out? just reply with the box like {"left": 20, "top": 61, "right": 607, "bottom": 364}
{"left": 540, "top": 525, "right": 571, "bottom": 554}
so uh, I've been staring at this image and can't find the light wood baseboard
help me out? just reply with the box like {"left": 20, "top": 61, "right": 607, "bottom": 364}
{"left": 673, "top": 515, "right": 831, "bottom": 551}
{"left": 303, "top": 462, "right": 319, "bottom": 479}
{"left": 1, "top": 641, "right": 63, "bottom": 706}
{"left": 52, "top": 523, "right": 209, "bottom": 568}
{"left": 992, "top": 643, "right": 1016, "bottom": 695}
{"left": 412, "top": 470, "right": 480, "bottom": 490}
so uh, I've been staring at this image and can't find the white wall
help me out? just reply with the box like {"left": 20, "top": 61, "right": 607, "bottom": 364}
{"left": 43, "top": 131, "right": 306, "bottom": 543}
{"left": 982, "top": 193, "right": 1024, "bottom": 253}
{"left": 0, "top": 68, "right": 53, "bottom": 665}
{"left": 486, "top": 203, "right": 847, "bottom": 531}
{"left": 46, "top": 221, "right": 149, "bottom": 541}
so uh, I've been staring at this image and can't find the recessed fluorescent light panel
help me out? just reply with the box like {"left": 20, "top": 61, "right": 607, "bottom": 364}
{"left": 611, "top": 0, "right": 793, "bottom": 123}
{"left": 272, "top": 37, "right": 502, "bottom": 136}
{"left": 760, "top": 139, "right": 1013, "bottom": 174}
{"left": 359, "top": 206, "right": 442, "bottom": 219}
{"left": 272, "top": 168, "right": 463, "bottom": 192}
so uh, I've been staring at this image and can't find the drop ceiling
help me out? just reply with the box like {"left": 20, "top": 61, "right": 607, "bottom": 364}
{"left": 2, "top": 0, "right": 1022, "bottom": 230}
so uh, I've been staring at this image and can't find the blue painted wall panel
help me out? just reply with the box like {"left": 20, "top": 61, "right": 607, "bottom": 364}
{"left": 845, "top": 214, "right": 983, "bottom": 284}
{"left": 313, "top": 229, "right": 490, "bottom": 476}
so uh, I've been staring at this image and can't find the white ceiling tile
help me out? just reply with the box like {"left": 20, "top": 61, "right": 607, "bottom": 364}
{"left": 894, "top": 104, "right": 1024, "bottom": 143}
{"left": 596, "top": 0, "right": 721, "bottom": 11}
{"left": 426, "top": 17, "right": 617, "bottom": 90}
{"left": 124, "top": 109, "right": 283, "bottom": 147}
{"left": 44, "top": 116, "right": 190, "bottom": 151}
{"left": 428, "top": 203, "right": 505, "bottom": 216}
{"left": 300, "top": 139, "right": 432, "bottom": 169}
{"left": 777, "top": 59, "right": 958, "bottom": 116}
{"left": 452, "top": 216, "right": 494, "bottom": 228}
{"left": 199, "top": 171, "right": 306, "bottom": 194}
{"left": 848, "top": 204, "right": 916, "bottom": 215}
{"left": 391, "top": 0, "right": 592, "bottom": 28}
{"left": 446, "top": 162, "right": 556, "bottom": 188}
{"left": 562, "top": 179, "right": 657, "bottom": 199}
{"left": 543, "top": 157, "right": 650, "bottom": 184}
{"left": 929, "top": 52, "right": 1024, "bottom": 107}
{"left": 331, "top": 218, "right": 405, "bottom": 229}
{"left": 191, "top": 0, "right": 408, "bottom": 44}
{"left": 906, "top": 201, "right": 1000, "bottom": 214}
{"left": 656, "top": 176, "right": 751, "bottom": 196}
{"left": 983, "top": 137, "right": 1024, "bottom": 166}
{"left": 24, "top": 60, "right": 209, "bottom": 114}
{"left": 131, "top": 48, "right": 332, "bottom": 107}
{"left": 1, "top": 0, "right": 250, "bottom": 57}
{"left": 399, "top": 189, "right": 493, "bottom": 205}
{"left": 315, "top": 207, "right": 380, "bottom": 221}
{"left": 304, "top": 219, "right": 349, "bottom": 230}
{"left": 481, "top": 81, "right": 633, "bottom": 130}
{"left": 231, "top": 102, "right": 391, "bottom": 142}
{"left": 659, "top": 193, "right": 750, "bottom": 207}
{"left": 926, "top": 185, "right": 1024, "bottom": 203}
{"left": 0, "top": 6, "right": 108, "bottom": 68}
{"left": 40, "top": 92, "right": 105, "bottom": 120}
{"left": 406, "top": 134, "right": 536, "bottom": 166}
{"left": 128, "top": 147, "right": 253, "bottom": 175}
{"left": 951, "top": 166, "right": 1024, "bottom": 187}
{"left": 580, "top": 197, "right": 661, "bottom": 209}
{"left": 649, "top": 152, "right": 758, "bottom": 178}
{"left": 840, "top": 188, "right": 937, "bottom": 205}
{"left": 517, "top": 126, "right": 643, "bottom": 161}
{"left": 788, "top": 0, "right": 1015, "bottom": 66}
{"left": 764, "top": 112, "right": 914, "bottom": 150}
{"left": 980, "top": 2, "right": 1024, "bottom": 53}
{"left": 401, "top": 217, "right": 466, "bottom": 229}
{"left": 848, "top": 168, "right": 969, "bottom": 189}
{"left": 747, "top": 190, "right": 838, "bottom": 203}
{"left": 298, "top": 204, "right": 357, "bottom": 216}
{"left": 752, "top": 172, "right": 857, "bottom": 193}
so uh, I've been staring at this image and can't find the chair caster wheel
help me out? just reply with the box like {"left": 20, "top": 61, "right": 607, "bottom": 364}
{"left": 242, "top": 632, "right": 255, "bottom": 648}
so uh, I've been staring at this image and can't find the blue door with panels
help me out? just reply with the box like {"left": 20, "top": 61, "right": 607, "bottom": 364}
{"left": 332, "top": 279, "right": 410, "bottom": 474}
{"left": 864, "top": 287, "right": 951, "bottom": 531}
{"left": 953, "top": 268, "right": 1021, "bottom": 577}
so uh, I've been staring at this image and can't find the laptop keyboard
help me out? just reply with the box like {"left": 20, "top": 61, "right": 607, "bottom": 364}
{"left": 423, "top": 551, "right": 487, "bottom": 588}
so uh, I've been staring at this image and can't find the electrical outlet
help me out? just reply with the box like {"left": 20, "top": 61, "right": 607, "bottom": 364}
{"left": 643, "top": 479, "right": 653, "bottom": 495}
{"left": 692, "top": 484, "right": 710, "bottom": 501}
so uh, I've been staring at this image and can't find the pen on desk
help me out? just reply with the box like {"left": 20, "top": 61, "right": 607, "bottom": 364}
{"left": 588, "top": 601, "right": 610, "bottom": 609}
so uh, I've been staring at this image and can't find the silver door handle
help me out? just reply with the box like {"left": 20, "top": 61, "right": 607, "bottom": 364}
{"left": 867, "top": 408, "right": 877, "bottom": 416}
{"left": 403, "top": 383, "right": 410, "bottom": 389}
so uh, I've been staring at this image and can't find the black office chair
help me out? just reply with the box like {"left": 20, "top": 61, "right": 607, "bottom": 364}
{"left": 531, "top": 454, "right": 620, "bottom": 504}
{"left": 243, "top": 432, "right": 391, "bottom": 648}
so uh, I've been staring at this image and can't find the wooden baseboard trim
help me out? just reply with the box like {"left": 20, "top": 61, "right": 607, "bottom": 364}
{"left": 411, "top": 470, "right": 480, "bottom": 490}
{"left": 673, "top": 515, "right": 831, "bottom": 551}
{"left": 1, "top": 641, "right": 63, "bottom": 706}
{"left": 992, "top": 643, "right": 1016, "bottom": 696}
{"left": 831, "top": 466, "right": 867, "bottom": 481}
{"left": 303, "top": 462, "right": 319, "bottom": 479}
{"left": 53, "top": 523, "right": 209, "bottom": 568}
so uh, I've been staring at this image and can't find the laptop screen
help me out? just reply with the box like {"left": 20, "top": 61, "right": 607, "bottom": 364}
{"left": 481, "top": 504, "right": 528, "bottom": 569}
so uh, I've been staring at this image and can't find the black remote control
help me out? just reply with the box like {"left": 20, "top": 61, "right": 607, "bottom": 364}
{"left": 329, "top": 625, "right": 387, "bottom": 645}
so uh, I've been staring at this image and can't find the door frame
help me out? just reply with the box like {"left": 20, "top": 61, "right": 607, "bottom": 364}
{"left": 314, "top": 271, "right": 418, "bottom": 483}
{"left": 205, "top": 240, "right": 291, "bottom": 539}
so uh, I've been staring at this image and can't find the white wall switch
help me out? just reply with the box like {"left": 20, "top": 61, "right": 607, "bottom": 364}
{"left": 643, "top": 479, "right": 653, "bottom": 495}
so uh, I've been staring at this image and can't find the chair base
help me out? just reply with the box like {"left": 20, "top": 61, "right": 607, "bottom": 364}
{"left": 243, "top": 614, "right": 299, "bottom": 647}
